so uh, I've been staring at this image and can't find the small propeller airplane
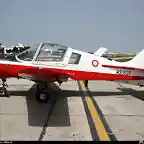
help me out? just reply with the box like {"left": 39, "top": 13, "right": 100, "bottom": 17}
{"left": 0, "top": 42, "right": 143, "bottom": 103}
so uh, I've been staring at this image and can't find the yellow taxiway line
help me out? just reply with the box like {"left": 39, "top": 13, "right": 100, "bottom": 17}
{"left": 79, "top": 80, "right": 110, "bottom": 141}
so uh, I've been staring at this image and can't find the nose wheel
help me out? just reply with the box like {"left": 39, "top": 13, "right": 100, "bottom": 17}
{"left": 36, "top": 90, "right": 50, "bottom": 103}
{"left": 36, "top": 82, "right": 50, "bottom": 103}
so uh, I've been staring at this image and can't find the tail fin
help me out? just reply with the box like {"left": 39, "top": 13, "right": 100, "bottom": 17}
{"left": 93, "top": 47, "right": 108, "bottom": 56}
{"left": 127, "top": 49, "right": 144, "bottom": 67}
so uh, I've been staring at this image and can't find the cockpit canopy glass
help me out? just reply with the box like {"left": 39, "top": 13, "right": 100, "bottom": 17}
{"left": 35, "top": 43, "right": 67, "bottom": 62}
{"left": 16, "top": 43, "right": 68, "bottom": 62}
{"left": 16, "top": 45, "right": 38, "bottom": 61}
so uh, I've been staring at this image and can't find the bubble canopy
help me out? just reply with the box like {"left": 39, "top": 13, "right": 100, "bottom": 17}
{"left": 16, "top": 42, "right": 68, "bottom": 62}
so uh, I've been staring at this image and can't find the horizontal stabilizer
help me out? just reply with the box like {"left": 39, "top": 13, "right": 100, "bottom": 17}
{"left": 93, "top": 47, "right": 108, "bottom": 56}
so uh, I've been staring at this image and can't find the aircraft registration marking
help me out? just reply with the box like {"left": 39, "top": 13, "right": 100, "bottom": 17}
{"left": 116, "top": 69, "right": 131, "bottom": 76}
{"left": 92, "top": 60, "right": 99, "bottom": 67}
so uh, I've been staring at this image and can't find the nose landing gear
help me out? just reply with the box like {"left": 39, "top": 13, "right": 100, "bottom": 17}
{"left": 36, "top": 82, "right": 50, "bottom": 103}
{"left": 0, "top": 79, "right": 53, "bottom": 103}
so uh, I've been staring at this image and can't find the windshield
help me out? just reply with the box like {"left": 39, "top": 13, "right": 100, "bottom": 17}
{"left": 35, "top": 43, "right": 68, "bottom": 62}
{"left": 16, "top": 45, "right": 38, "bottom": 61}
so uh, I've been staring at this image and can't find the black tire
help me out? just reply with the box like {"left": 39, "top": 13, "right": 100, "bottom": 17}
{"left": 36, "top": 90, "right": 49, "bottom": 103}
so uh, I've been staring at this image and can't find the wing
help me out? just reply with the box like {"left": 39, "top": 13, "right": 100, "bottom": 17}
{"left": 18, "top": 66, "right": 69, "bottom": 83}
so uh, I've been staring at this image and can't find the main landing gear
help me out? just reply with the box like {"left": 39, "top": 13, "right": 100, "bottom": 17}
{"left": 36, "top": 82, "right": 51, "bottom": 103}
{"left": 0, "top": 78, "right": 51, "bottom": 103}
{"left": 0, "top": 78, "right": 9, "bottom": 97}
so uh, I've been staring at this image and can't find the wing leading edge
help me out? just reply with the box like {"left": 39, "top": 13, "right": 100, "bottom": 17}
{"left": 18, "top": 67, "right": 69, "bottom": 83}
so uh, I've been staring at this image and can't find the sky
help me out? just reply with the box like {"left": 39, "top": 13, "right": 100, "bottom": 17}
{"left": 0, "top": 0, "right": 144, "bottom": 53}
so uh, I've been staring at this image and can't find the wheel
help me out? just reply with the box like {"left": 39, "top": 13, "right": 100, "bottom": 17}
{"left": 0, "top": 87, "right": 8, "bottom": 97}
{"left": 36, "top": 90, "right": 49, "bottom": 103}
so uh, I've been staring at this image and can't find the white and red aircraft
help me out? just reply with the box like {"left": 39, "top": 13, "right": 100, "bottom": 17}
{"left": 0, "top": 42, "right": 143, "bottom": 103}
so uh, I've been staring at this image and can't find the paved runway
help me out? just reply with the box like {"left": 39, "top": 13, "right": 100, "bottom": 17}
{"left": 0, "top": 78, "right": 144, "bottom": 141}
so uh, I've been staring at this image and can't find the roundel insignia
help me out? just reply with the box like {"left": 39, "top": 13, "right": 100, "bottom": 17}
{"left": 92, "top": 60, "right": 99, "bottom": 67}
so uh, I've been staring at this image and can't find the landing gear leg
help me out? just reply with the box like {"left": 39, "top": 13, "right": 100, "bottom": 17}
{"left": 36, "top": 82, "right": 50, "bottom": 103}
{"left": 0, "top": 78, "right": 9, "bottom": 97}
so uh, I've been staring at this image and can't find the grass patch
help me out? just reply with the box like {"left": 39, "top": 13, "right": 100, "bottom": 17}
{"left": 115, "top": 58, "right": 132, "bottom": 62}
{"left": 112, "top": 54, "right": 136, "bottom": 58}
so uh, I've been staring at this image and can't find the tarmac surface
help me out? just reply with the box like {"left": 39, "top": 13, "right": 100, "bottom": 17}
{"left": 0, "top": 78, "right": 144, "bottom": 141}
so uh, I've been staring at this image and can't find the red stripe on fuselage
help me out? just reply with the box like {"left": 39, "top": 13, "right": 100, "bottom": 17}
{"left": 102, "top": 64, "right": 144, "bottom": 71}
{"left": 0, "top": 63, "right": 144, "bottom": 81}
